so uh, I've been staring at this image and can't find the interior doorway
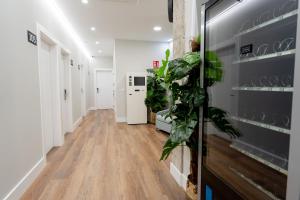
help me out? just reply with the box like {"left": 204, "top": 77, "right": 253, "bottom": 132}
{"left": 39, "top": 38, "right": 55, "bottom": 154}
{"left": 38, "top": 25, "right": 64, "bottom": 156}
{"left": 95, "top": 69, "right": 114, "bottom": 109}
{"left": 60, "top": 50, "right": 73, "bottom": 135}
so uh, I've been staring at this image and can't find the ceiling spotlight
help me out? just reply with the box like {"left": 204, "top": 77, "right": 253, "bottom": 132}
{"left": 167, "top": 38, "right": 173, "bottom": 42}
{"left": 153, "top": 26, "right": 162, "bottom": 32}
{"left": 81, "top": 0, "right": 88, "bottom": 4}
{"left": 91, "top": 27, "right": 96, "bottom": 31}
{"left": 98, "top": 50, "right": 102, "bottom": 53}
{"left": 96, "top": 41, "right": 100, "bottom": 45}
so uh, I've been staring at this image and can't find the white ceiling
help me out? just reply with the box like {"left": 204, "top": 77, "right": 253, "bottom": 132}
{"left": 57, "top": 0, "right": 173, "bottom": 57}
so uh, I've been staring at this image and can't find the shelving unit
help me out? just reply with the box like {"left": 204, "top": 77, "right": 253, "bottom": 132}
{"left": 236, "top": 10, "right": 298, "bottom": 37}
{"left": 202, "top": 1, "right": 298, "bottom": 199}
{"left": 232, "top": 87, "right": 294, "bottom": 92}
{"left": 230, "top": 144, "right": 288, "bottom": 175}
{"left": 233, "top": 49, "right": 296, "bottom": 64}
{"left": 231, "top": 116, "right": 290, "bottom": 134}
{"left": 229, "top": 167, "right": 282, "bottom": 200}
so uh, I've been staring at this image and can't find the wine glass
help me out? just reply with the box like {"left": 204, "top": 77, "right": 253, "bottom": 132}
{"left": 281, "top": 115, "right": 291, "bottom": 128}
{"left": 280, "top": 37, "right": 295, "bottom": 51}
{"left": 259, "top": 76, "right": 269, "bottom": 87}
{"left": 268, "top": 75, "right": 280, "bottom": 87}
{"left": 256, "top": 43, "right": 269, "bottom": 56}
{"left": 273, "top": 40, "right": 282, "bottom": 53}
{"left": 259, "top": 112, "right": 267, "bottom": 123}
{"left": 270, "top": 113, "right": 279, "bottom": 126}
{"left": 238, "top": 20, "right": 252, "bottom": 33}
{"left": 279, "top": 0, "right": 298, "bottom": 15}
{"left": 257, "top": 10, "right": 273, "bottom": 25}
{"left": 280, "top": 75, "right": 293, "bottom": 87}
{"left": 273, "top": 0, "right": 297, "bottom": 18}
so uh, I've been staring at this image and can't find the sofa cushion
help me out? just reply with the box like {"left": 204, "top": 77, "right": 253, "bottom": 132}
{"left": 156, "top": 114, "right": 172, "bottom": 124}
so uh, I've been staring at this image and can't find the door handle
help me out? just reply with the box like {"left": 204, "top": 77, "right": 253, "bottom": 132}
{"left": 64, "top": 89, "right": 67, "bottom": 101}
{"left": 97, "top": 88, "right": 99, "bottom": 93}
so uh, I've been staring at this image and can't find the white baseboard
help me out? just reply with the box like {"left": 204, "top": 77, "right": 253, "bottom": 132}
{"left": 170, "top": 162, "right": 188, "bottom": 190}
{"left": 116, "top": 117, "right": 127, "bottom": 123}
{"left": 72, "top": 117, "right": 83, "bottom": 132}
{"left": 3, "top": 157, "right": 45, "bottom": 200}
{"left": 88, "top": 107, "right": 97, "bottom": 112}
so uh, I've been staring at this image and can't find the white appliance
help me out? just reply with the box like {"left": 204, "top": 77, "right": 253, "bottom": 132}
{"left": 126, "top": 73, "right": 147, "bottom": 124}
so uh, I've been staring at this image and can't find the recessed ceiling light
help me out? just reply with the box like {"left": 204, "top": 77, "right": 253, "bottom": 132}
{"left": 91, "top": 27, "right": 96, "bottom": 31}
{"left": 98, "top": 50, "right": 102, "bottom": 53}
{"left": 81, "top": 0, "right": 88, "bottom": 4}
{"left": 96, "top": 41, "right": 100, "bottom": 45}
{"left": 153, "top": 26, "right": 162, "bottom": 32}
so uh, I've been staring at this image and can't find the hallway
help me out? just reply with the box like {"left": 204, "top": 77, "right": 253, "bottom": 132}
{"left": 21, "top": 110, "right": 189, "bottom": 200}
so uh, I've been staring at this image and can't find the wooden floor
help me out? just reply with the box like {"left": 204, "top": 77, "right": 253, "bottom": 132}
{"left": 21, "top": 110, "right": 189, "bottom": 200}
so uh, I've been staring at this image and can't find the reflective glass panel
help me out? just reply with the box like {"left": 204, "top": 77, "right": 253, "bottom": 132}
{"left": 203, "top": 0, "right": 298, "bottom": 199}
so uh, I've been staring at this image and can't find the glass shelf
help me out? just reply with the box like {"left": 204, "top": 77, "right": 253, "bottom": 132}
{"left": 232, "top": 87, "right": 294, "bottom": 92}
{"left": 236, "top": 10, "right": 298, "bottom": 37}
{"left": 231, "top": 116, "right": 290, "bottom": 134}
{"left": 230, "top": 144, "right": 288, "bottom": 175}
{"left": 233, "top": 49, "right": 296, "bottom": 64}
{"left": 229, "top": 167, "right": 282, "bottom": 200}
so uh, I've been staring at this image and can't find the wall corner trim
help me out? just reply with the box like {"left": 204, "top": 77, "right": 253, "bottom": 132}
{"left": 170, "top": 162, "right": 188, "bottom": 190}
{"left": 3, "top": 157, "right": 45, "bottom": 200}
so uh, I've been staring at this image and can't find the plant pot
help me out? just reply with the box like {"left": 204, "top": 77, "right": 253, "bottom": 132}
{"left": 187, "top": 145, "right": 198, "bottom": 199}
{"left": 189, "top": 148, "right": 198, "bottom": 185}
{"left": 191, "top": 40, "right": 200, "bottom": 52}
{"left": 187, "top": 180, "right": 198, "bottom": 200}
{"left": 149, "top": 112, "right": 156, "bottom": 124}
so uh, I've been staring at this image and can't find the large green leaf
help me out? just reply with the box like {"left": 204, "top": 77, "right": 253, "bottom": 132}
{"left": 170, "top": 112, "right": 198, "bottom": 144}
{"left": 160, "top": 138, "right": 180, "bottom": 160}
{"left": 157, "top": 49, "right": 171, "bottom": 78}
{"left": 183, "top": 52, "right": 201, "bottom": 66}
{"left": 207, "top": 107, "right": 241, "bottom": 138}
{"left": 166, "top": 59, "right": 193, "bottom": 82}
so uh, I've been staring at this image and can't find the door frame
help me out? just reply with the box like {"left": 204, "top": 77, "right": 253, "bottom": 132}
{"left": 59, "top": 48, "right": 73, "bottom": 134}
{"left": 286, "top": 6, "right": 300, "bottom": 200}
{"left": 37, "top": 23, "right": 64, "bottom": 158}
{"left": 94, "top": 68, "right": 113, "bottom": 110}
{"left": 80, "top": 64, "right": 87, "bottom": 117}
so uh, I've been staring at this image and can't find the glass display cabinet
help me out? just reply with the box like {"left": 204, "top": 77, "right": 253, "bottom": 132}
{"left": 198, "top": 0, "right": 300, "bottom": 199}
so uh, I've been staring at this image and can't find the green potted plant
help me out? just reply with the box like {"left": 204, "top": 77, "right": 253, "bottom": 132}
{"left": 158, "top": 42, "right": 240, "bottom": 194}
{"left": 145, "top": 69, "right": 168, "bottom": 124}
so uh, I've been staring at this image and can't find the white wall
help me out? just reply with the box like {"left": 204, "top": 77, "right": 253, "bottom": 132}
{"left": 92, "top": 56, "right": 113, "bottom": 69}
{"left": 0, "top": 1, "right": 91, "bottom": 199}
{"left": 185, "top": 0, "right": 199, "bottom": 52}
{"left": 114, "top": 39, "right": 170, "bottom": 121}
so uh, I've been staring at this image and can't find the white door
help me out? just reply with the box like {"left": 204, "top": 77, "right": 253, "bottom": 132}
{"left": 60, "top": 54, "right": 71, "bottom": 134}
{"left": 80, "top": 65, "right": 86, "bottom": 116}
{"left": 40, "top": 40, "right": 54, "bottom": 153}
{"left": 96, "top": 71, "right": 113, "bottom": 109}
